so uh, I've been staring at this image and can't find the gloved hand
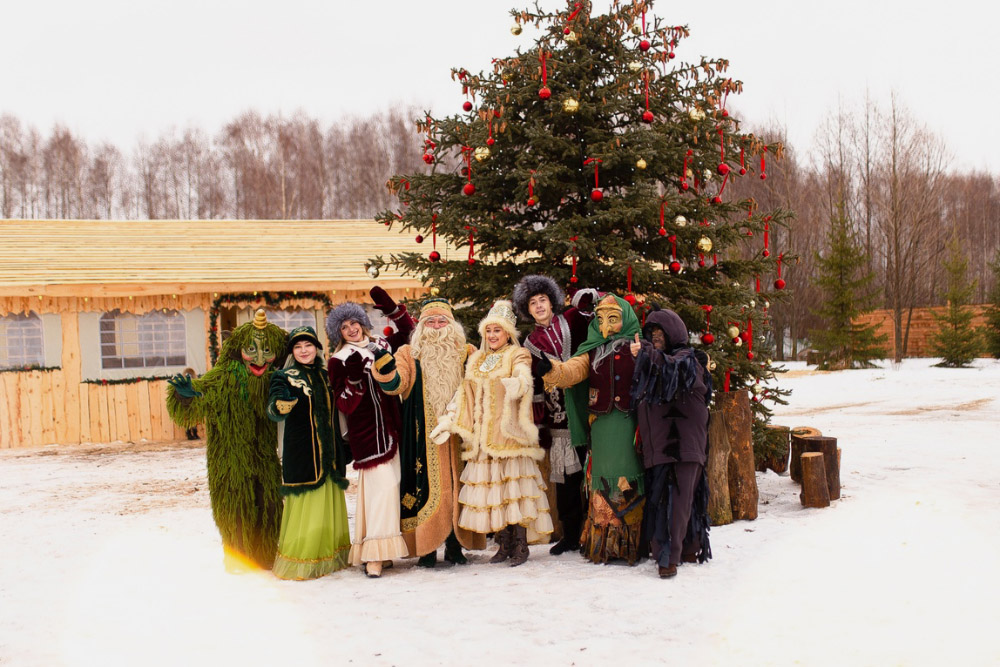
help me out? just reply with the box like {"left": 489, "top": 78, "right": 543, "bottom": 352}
{"left": 500, "top": 376, "right": 523, "bottom": 399}
{"left": 372, "top": 348, "right": 396, "bottom": 374}
{"left": 168, "top": 374, "right": 202, "bottom": 399}
{"left": 574, "top": 288, "right": 599, "bottom": 313}
{"left": 344, "top": 351, "right": 366, "bottom": 381}
{"left": 369, "top": 285, "right": 398, "bottom": 315}
{"left": 429, "top": 414, "right": 453, "bottom": 444}
{"left": 535, "top": 354, "right": 553, "bottom": 378}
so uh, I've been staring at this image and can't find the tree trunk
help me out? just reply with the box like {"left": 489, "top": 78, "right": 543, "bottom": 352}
{"left": 718, "top": 389, "right": 758, "bottom": 521}
{"left": 759, "top": 424, "right": 791, "bottom": 474}
{"left": 804, "top": 435, "right": 841, "bottom": 501}
{"left": 706, "top": 410, "right": 733, "bottom": 526}
{"left": 789, "top": 426, "right": 823, "bottom": 484}
{"left": 800, "top": 453, "right": 831, "bottom": 508}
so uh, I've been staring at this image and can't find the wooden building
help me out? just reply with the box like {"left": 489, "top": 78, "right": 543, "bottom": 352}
{"left": 0, "top": 220, "right": 442, "bottom": 449}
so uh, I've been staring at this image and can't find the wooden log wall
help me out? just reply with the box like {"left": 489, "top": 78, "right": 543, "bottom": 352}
{"left": 852, "top": 305, "right": 989, "bottom": 359}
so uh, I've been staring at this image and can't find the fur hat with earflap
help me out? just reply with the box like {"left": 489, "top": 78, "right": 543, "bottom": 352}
{"left": 512, "top": 275, "right": 565, "bottom": 322}
{"left": 477, "top": 300, "right": 520, "bottom": 345}
{"left": 325, "top": 302, "right": 372, "bottom": 347}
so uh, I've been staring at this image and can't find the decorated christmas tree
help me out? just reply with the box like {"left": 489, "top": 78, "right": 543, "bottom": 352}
{"left": 810, "top": 203, "right": 886, "bottom": 369}
{"left": 371, "top": 0, "right": 792, "bottom": 426}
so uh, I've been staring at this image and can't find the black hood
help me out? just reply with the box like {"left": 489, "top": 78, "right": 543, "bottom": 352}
{"left": 642, "top": 308, "right": 688, "bottom": 348}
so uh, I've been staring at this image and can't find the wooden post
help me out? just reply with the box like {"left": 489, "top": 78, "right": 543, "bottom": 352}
{"left": 706, "top": 409, "right": 733, "bottom": 526}
{"left": 790, "top": 426, "right": 822, "bottom": 484}
{"left": 804, "top": 436, "right": 840, "bottom": 501}
{"left": 718, "top": 389, "right": 758, "bottom": 521}
{"left": 800, "top": 453, "right": 830, "bottom": 508}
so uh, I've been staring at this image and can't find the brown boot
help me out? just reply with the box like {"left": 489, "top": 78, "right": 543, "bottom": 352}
{"left": 489, "top": 527, "right": 513, "bottom": 564}
{"left": 508, "top": 525, "right": 529, "bottom": 567}
{"left": 658, "top": 563, "right": 678, "bottom": 579}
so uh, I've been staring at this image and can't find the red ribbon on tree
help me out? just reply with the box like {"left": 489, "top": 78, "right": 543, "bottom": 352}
{"left": 539, "top": 50, "right": 551, "bottom": 99}
{"left": 658, "top": 199, "right": 668, "bottom": 236}
{"left": 465, "top": 225, "right": 477, "bottom": 265}
{"left": 739, "top": 145, "right": 747, "bottom": 175}
{"left": 567, "top": 2, "right": 583, "bottom": 22}
{"left": 755, "top": 274, "right": 761, "bottom": 293}
{"left": 584, "top": 157, "right": 603, "bottom": 201}
{"left": 680, "top": 151, "right": 691, "bottom": 190}
{"left": 763, "top": 216, "right": 771, "bottom": 257}
{"left": 528, "top": 170, "right": 537, "bottom": 206}
{"left": 570, "top": 235, "right": 579, "bottom": 283}
{"left": 461, "top": 146, "right": 475, "bottom": 195}
{"left": 626, "top": 264, "right": 633, "bottom": 293}
{"left": 641, "top": 70, "right": 653, "bottom": 123}
{"left": 760, "top": 146, "right": 768, "bottom": 180}
{"left": 746, "top": 316, "right": 754, "bottom": 360}
{"left": 701, "top": 305, "right": 714, "bottom": 344}
{"left": 487, "top": 111, "right": 496, "bottom": 146}
{"left": 774, "top": 252, "right": 786, "bottom": 289}
{"left": 724, "top": 367, "right": 732, "bottom": 393}
{"left": 667, "top": 234, "right": 681, "bottom": 273}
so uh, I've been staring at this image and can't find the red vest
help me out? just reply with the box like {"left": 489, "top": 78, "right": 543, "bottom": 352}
{"left": 587, "top": 339, "right": 635, "bottom": 415}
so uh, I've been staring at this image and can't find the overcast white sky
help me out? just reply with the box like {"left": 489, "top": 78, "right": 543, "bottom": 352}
{"left": 1, "top": 0, "right": 994, "bottom": 171}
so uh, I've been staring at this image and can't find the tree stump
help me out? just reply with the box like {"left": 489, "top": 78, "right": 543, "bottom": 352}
{"left": 789, "top": 426, "right": 822, "bottom": 484}
{"left": 800, "top": 452, "right": 831, "bottom": 508}
{"left": 707, "top": 410, "right": 733, "bottom": 526}
{"left": 804, "top": 435, "right": 840, "bottom": 501}
{"left": 758, "top": 424, "right": 791, "bottom": 474}
{"left": 718, "top": 389, "right": 758, "bottom": 521}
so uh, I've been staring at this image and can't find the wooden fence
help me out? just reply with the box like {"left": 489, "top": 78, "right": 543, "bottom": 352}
{"left": 853, "top": 305, "right": 990, "bottom": 358}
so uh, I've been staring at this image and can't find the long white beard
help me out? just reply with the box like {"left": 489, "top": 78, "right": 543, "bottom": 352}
{"left": 412, "top": 323, "right": 465, "bottom": 418}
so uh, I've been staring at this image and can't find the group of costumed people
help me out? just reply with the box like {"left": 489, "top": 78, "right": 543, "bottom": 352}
{"left": 166, "top": 277, "right": 713, "bottom": 581}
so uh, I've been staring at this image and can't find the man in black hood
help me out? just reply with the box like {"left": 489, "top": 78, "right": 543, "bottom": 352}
{"left": 629, "top": 307, "right": 712, "bottom": 578}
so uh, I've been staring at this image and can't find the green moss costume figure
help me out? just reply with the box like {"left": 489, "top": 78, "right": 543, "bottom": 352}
{"left": 166, "top": 308, "right": 287, "bottom": 570}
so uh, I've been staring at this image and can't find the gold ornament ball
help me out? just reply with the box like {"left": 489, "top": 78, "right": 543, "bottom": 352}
{"left": 630, "top": 23, "right": 642, "bottom": 35}
{"left": 748, "top": 299, "right": 756, "bottom": 308}
{"left": 727, "top": 325, "right": 740, "bottom": 339}
{"left": 674, "top": 215, "right": 687, "bottom": 227}
{"left": 685, "top": 168, "right": 694, "bottom": 179}
{"left": 636, "top": 158, "right": 647, "bottom": 170}
{"left": 689, "top": 108, "right": 706, "bottom": 121}
{"left": 565, "top": 30, "right": 578, "bottom": 44}
{"left": 733, "top": 337, "right": 743, "bottom": 347}
{"left": 430, "top": 287, "right": 441, "bottom": 296}
{"left": 708, "top": 359, "right": 717, "bottom": 371}
{"left": 628, "top": 60, "right": 643, "bottom": 73}
{"left": 702, "top": 168, "right": 713, "bottom": 181}
{"left": 562, "top": 98, "right": 580, "bottom": 114}
{"left": 474, "top": 146, "right": 491, "bottom": 162}
{"left": 697, "top": 236, "right": 713, "bottom": 253}
{"left": 367, "top": 265, "right": 380, "bottom": 279}
{"left": 752, "top": 384, "right": 764, "bottom": 395}
{"left": 763, "top": 299, "right": 770, "bottom": 309}
{"left": 511, "top": 23, "right": 523, "bottom": 35}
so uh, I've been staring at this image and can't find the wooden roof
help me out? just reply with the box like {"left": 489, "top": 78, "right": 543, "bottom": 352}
{"left": 0, "top": 220, "right": 448, "bottom": 297}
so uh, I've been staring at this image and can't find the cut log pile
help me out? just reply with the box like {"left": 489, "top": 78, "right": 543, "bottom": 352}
{"left": 781, "top": 427, "right": 843, "bottom": 509}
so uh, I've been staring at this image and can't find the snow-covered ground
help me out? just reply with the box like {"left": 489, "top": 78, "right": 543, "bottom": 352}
{"left": 1, "top": 359, "right": 998, "bottom": 666}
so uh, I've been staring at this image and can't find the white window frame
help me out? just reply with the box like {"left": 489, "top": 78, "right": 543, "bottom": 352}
{"left": 0, "top": 312, "right": 46, "bottom": 369}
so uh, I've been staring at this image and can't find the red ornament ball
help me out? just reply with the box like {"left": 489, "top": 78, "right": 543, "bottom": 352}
{"left": 712, "top": 196, "right": 722, "bottom": 204}
{"left": 569, "top": 275, "right": 579, "bottom": 284}
{"left": 463, "top": 182, "right": 476, "bottom": 196}
{"left": 486, "top": 137, "right": 495, "bottom": 146}
{"left": 669, "top": 261, "right": 682, "bottom": 274}
{"left": 739, "top": 168, "right": 747, "bottom": 176}
{"left": 701, "top": 332, "right": 715, "bottom": 345}
{"left": 740, "top": 330, "right": 751, "bottom": 343}
{"left": 774, "top": 278, "right": 786, "bottom": 290}
{"left": 722, "top": 109, "right": 729, "bottom": 117}
{"left": 760, "top": 173, "right": 767, "bottom": 180}
{"left": 462, "top": 101, "right": 473, "bottom": 112}
{"left": 639, "top": 39, "right": 650, "bottom": 51}
{"left": 539, "top": 86, "right": 552, "bottom": 100}
{"left": 717, "top": 163, "right": 730, "bottom": 176}
{"left": 468, "top": 258, "right": 476, "bottom": 266}
{"left": 383, "top": 326, "right": 394, "bottom": 337}
{"left": 624, "top": 294, "right": 637, "bottom": 306}
{"left": 658, "top": 227, "right": 667, "bottom": 236}
{"left": 642, "top": 110, "right": 654, "bottom": 123}
{"left": 429, "top": 251, "right": 441, "bottom": 262}
{"left": 563, "top": 26, "right": 571, "bottom": 34}
{"left": 527, "top": 197, "right": 536, "bottom": 206}
{"left": 422, "top": 153, "right": 434, "bottom": 164}
{"left": 698, "top": 259, "right": 706, "bottom": 267}
{"left": 704, "top": 305, "right": 713, "bottom": 312}
{"left": 762, "top": 249, "right": 770, "bottom": 257}
{"left": 668, "top": 51, "right": 676, "bottom": 59}
{"left": 590, "top": 189, "right": 603, "bottom": 202}
{"left": 415, "top": 235, "right": 424, "bottom": 244}
{"left": 680, "top": 181, "right": 689, "bottom": 191}
{"left": 747, "top": 351, "right": 755, "bottom": 360}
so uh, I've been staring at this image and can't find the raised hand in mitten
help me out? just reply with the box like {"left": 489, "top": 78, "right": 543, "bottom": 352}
{"left": 168, "top": 373, "right": 202, "bottom": 399}
{"left": 573, "top": 288, "right": 599, "bottom": 313}
{"left": 344, "top": 351, "right": 367, "bottom": 381}
{"left": 371, "top": 348, "right": 396, "bottom": 375}
{"left": 369, "top": 285, "right": 398, "bottom": 315}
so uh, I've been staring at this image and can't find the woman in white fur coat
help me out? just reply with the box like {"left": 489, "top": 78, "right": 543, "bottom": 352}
{"left": 431, "top": 300, "right": 553, "bottom": 566}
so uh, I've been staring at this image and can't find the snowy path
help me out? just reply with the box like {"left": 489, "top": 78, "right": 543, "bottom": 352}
{"left": 1, "top": 359, "right": 998, "bottom": 666}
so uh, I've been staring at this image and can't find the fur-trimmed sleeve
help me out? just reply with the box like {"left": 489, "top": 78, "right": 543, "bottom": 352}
{"left": 507, "top": 348, "right": 534, "bottom": 400}
{"left": 371, "top": 345, "right": 417, "bottom": 399}
{"left": 385, "top": 304, "right": 416, "bottom": 352}
{"left": 542, "top": 352, "right": 590, "bottom": 390}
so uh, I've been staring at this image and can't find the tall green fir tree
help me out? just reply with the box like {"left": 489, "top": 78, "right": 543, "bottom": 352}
{"left": 929, "top": 236, "right": 981, "bottom": 367}
{"left": 982, "top": 249, "right": 1000, "bottom": 358}
{"left": 370, "top": 0, "right": 794, "bottom": 427}
{"left": 809, "top": 202, "right": 886, "bottom": 369}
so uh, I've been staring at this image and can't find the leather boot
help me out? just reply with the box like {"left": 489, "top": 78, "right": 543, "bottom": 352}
{"left": 443, "top": 531, "right": 468, "bottom": 565}
{"left": 489, "top": 527, "right": 513, "bottom": 564}
{"left": 508, "top": 525, "right": 529, "bottom": 567}
{"left": 417, "top": 551, "right": 438, "bottom": 568}
{"left": 549, "top": 534, "right": 581, "bottom": 556}
{"left": 658, "top": 563, "right": 677, "bottom": 579}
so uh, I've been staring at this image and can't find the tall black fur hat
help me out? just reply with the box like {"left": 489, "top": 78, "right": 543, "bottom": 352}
{"left": 512, "top": 274, "right": 565, "bottom": 321}
{"left": 325, "top": 302, "right": 372, "bottom": 346}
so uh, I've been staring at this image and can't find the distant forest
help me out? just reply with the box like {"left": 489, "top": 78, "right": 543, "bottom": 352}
{"left": 2, "top": 98, "right": 997, "bottom": 357}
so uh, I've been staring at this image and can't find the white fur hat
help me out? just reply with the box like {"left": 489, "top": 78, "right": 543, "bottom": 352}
{"left": 477, "top": 299, "right": 519, "bottom": 342}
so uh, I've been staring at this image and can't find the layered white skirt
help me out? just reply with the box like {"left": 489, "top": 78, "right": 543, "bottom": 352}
{"left": 349, "top": 452, "right": 410, "bottom": 565}
{"left": 458, "top": 451, "right": 554, "bottom": 544}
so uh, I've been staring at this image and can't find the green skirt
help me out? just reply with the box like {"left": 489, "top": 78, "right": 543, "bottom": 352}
{"left": 272, "top": 477, "right": 352, "bottom": 580}
{"left": 589, "top": 410, "right": 645, "bottom": 494}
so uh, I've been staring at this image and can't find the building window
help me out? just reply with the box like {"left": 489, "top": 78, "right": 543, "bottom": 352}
{"left": 0, "top": 312, "right": 45, "bottom": 369}
{"left": 99, "top": 310, "right": 187, "bottom": 369}
{"left": 264, "top": 308, "right": 317, "bottom": 332}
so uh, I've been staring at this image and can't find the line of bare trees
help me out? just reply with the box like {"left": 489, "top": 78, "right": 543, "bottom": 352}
{"left": 733, "top": 95, "right": 999, "bottom": 361}
{"left": 0, "top": 108, "right": 427, "bottom": 221}
{"left": 2, "top": 100, "right": 997, "bottom": 361}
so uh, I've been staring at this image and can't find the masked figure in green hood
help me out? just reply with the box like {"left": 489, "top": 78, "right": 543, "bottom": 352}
{"left": 167, "top": 308, "right": 287, "bottom": 571}
{"left": 538, "top": 294, "right": 646, "bottom": 565}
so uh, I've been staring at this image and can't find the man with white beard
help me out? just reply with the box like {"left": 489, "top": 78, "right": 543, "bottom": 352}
{"left": 370, "top": 298, "right": 486, "bottom": 566}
